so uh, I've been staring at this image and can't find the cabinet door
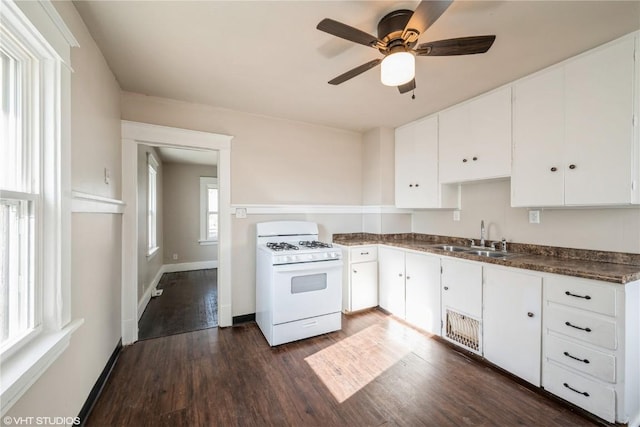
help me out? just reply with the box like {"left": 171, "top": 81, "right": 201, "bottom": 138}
{"left": 483, "top": 267, "right": 542, "bottom": 386}
{"left": 395, "top": 124, "right": 415, "bottom": 206}
{"left": 564, "top": 37, "right": 635, "bottom": 205}
{"left": 439, "top": 88, "right": 512, "bottom": 183}
{"left": 405, "top": 252, "right": 441, "bottom": 335}
{"left": 439, "top": 103, "right": 471, "bottom": 183}
{"left": 395, "top": 116, "right": 440, "bottom": 208}
{"left": 441, "top": 258, "right": 482, "bottom": 318}
{"left": 378, "top": 246, "right": 406, "bottom": 317}
{"left": 511, "top": 68, "right": 565, "bottom": 207}
{"left": 469, "top": 87, "right": 512, "bottom": 180}
{"left": 350, "top": 261, "right": 378, "bottom": 311}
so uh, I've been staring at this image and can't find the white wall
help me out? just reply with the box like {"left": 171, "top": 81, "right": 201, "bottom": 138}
{"left": 412, "top": 179, "right": 640, "bottom": 253}
{"left": 361, "top": 127, "right": 411, "bottom": 234}
{"left": 121, "top": 92, "right": 363, "bottom": 205}
{"left": 121, "top": 93, "right": 366, "bottom": 316}
{"left": 162, "top": 162, "right": 218, "bottom": 265}
{"left": 6, "top": 0, "right": 123, "bottom": 421}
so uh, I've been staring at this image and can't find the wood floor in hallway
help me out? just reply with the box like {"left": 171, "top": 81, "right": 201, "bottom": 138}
{"left": 138, "top": 269, "right": 218, "bottom": 341}
{"left": 87, "top": 309, "right": 601, "bottom": 426}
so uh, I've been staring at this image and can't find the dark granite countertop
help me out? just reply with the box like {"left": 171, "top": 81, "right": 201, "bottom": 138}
{"left": 332, "top": 233, "right": 640, "bottom": 285}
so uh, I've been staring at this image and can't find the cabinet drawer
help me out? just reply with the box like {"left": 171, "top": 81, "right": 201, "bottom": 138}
{"left": 545, "top": 275, "right": 616, "bottom": 316}
{"left": 350, "top": 246, "right": 377, "bottom": 263}
{"left": 272, "top": 312, "right": 341, "bottom": 346}
{"left": 545, "top": 304, "right": 616, "bottom": 350}
{"left": 545, "top": 333, "right": 616, "bottom": 383}
{"left": 543, "top": 361, "right": 615, "bottom": 423}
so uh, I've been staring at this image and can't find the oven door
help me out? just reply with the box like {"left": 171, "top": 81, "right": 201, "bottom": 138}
{"left": 271, "top": 259, "right": 343, "bottom": 325}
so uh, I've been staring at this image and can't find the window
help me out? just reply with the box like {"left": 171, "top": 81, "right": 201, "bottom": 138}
{"left": 1, "top": 8, "right": 41, "bottom": 358}
{"left": 147, "top": 153, "right": 159, "bottom": 256}
{"left": 200, "top": 177, "right": 218, "bottom": 243}
{"left": 1, "top": 0, "right": 79, "bottom": 415}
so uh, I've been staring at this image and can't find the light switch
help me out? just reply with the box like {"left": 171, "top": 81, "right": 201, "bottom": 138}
{"left": 235, "top": 208, "right": 247, "bottom": 219}
{"left": 453, "top": 210, "right": 461, "bottom": 221}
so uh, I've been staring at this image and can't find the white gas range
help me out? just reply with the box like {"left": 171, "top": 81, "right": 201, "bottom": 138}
{"left": 255, "top": 221, "right": 343, "bottom": 346}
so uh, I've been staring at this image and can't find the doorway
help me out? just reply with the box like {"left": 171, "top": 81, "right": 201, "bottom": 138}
{"left": 121, "top": 121, "right": 233, "bottom": 344}
{"left": 136, "top": 145, "right": 219, "bottom": 340}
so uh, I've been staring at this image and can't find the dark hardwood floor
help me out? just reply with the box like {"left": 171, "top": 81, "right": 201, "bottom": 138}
{"left": 88, "top": 309, "right": 600, "bottom": 426}
{"left": 138, "top": 269, "right": 218, "bottom": 341}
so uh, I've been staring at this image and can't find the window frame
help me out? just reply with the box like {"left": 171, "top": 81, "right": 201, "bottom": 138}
{"left": 199, "top": 177, "right": 218, "bottom": 245}
{"left": 0, "top": 0, "right": 81, "bottom": 416}
{"left": 147, "top": 153, "right": 159, "bottom": 257}
{"left": 1, "top": 27, "right": 42, "bottom": 358}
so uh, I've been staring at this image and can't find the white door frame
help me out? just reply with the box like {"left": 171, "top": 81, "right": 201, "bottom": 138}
{"left": 121, "top": 121, "right": 233, "bottom": 344}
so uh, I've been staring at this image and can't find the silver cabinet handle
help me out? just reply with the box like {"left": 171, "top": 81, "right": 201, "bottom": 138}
{"left": 360, "top": 252, "right": 369, "bottom": 255}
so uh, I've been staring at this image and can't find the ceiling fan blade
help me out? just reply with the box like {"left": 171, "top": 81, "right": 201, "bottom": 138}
{"left": 398, "top": 79, "right": 416, "bottom": 94}
{"left": 402, "top": 1, "right": 453, "bottom": 43}
{"left": 317, "top": 18, "right": 380, "bottom": 48}
{"left": 416, "top": 35, "right": 496, "bottom": 56}
{"left": 328, "top": 59, "right": 382, "bottom": 85}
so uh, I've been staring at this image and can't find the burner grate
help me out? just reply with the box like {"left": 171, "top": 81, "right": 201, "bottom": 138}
{"left": 298, "top": 240, "right": 332, "bottom": 249}
{"left": 266, "top": 242, "right": 299, "bottom": 251}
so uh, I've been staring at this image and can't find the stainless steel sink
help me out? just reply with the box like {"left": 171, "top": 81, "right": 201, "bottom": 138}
{"left": 465, "top": 249, "right": 514, "bottom": 259}
{"left": 430, "top": 244, "right": 469, "bottom": 252}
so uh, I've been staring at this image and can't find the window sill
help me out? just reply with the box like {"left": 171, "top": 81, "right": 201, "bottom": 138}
{"left": 0, "top": 318, "right": 84, "bottom": 415}
{"left": 147, "top": 246, "right": 160, "bottom": 259}
{"left": 198, "top": 240, "right": 218, "bottom": 246}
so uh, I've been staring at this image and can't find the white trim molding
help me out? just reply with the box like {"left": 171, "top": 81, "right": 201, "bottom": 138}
{"left": 122, "top": 121, "right": 233, "bottom": 345}
{"left": 71, "top": 191, "right": 125, "bottom": 214}
{"left": 230, "top": 204, "right": 413, "bottom": 215}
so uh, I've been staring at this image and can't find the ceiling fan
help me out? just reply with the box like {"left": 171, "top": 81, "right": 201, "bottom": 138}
{"left": 316, "top": 0, "right": 496, "bottom": 94}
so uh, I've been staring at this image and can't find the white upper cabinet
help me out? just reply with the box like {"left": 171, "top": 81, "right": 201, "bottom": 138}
{"left": 512, "top": 67, "right": 565, "bottom": 206}
{"left": 439, "top": 87, "right": 512, "bottom": 184}
{"left": 512, "top": 35, "right": 638, "bottom": 207}
{"left": 395, "top": 116, "right": 458, "bottom": 208}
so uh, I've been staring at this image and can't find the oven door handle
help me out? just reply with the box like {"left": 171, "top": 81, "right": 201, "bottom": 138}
{"left": 273, "top": 260, "right": 343, "bottom": 273}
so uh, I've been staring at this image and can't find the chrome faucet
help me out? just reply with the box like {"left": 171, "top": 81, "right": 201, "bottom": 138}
{"left": 480, "top": 220, "right": 485, "bottom": 248}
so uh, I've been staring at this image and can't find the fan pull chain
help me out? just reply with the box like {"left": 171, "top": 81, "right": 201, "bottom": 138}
{"left": 412, "top": 89, "right": 415, "bottom": 100}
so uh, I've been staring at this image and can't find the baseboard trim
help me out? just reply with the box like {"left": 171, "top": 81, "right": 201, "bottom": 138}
{"left": 163, "top": 260, "right": 218, "bottom": 273}
{"left": 232, "top": 313, "right": 256, "bottom": 325}
{"left": 77, "top": 339, "right": 122, "bottom": 426}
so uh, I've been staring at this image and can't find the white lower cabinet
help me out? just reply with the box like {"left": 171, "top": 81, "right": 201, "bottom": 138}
{"left": 366, "top": 244, "right": 640, "bottom": 425}
{"left": 405, "top": 252, "right": 441, "bottom": 335}
{"left": 378, "top": 246, "right": 441, "bottom": 335}
{"left": 378, "top": 246, "right": 406, "bottom": 318}
{"left": 441, "top": 258, "right": 482, "bottom": 353}
{"left": 483, "top": 266, "right": 542, "bottom": 386}
{"left": 542, "top": 274, "right": 640, "bottom": 424}
{"left": 340, "top": 245, "right": 378, "bottom": 313}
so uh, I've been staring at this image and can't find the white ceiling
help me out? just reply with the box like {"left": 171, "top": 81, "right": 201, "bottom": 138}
{"left": 73, "top": 1, "right": 640, "bottom": 133}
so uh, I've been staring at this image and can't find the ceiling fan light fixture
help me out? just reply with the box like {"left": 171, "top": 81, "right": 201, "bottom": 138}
{"left": 380, "top": 51, "right": 415, "bottom": 86}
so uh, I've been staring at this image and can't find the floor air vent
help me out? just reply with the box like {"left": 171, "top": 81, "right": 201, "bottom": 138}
{"left": 445, "top": 309, "right": 480, "bottom": 352}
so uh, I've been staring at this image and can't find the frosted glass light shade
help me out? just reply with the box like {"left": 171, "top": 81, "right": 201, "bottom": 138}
{"left": 380, "top": 51, "right": 415, "bottom": 86}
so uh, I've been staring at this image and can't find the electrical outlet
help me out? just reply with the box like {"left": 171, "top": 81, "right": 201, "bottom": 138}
{"left": 529, "top": 210, "right": 541, "bottom": 224}
{"left": 453, "top": 210, "right": 461, "bottom": 221}
{"left": 172, "top": 253, "right": 178, "bottom": 260}
{"left": 235, "top": 208, "right": 247, "bottom": 219}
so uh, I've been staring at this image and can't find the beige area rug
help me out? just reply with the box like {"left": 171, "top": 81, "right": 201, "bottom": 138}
{"left": 305, "top": 323, "right": 421, "bottom": 403}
